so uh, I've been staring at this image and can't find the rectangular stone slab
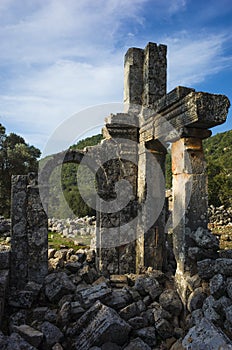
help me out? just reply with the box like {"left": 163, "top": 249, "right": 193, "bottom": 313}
{"left": 73, "top": 301, "right": 131, "bottom": 349}
{"left": 140, "top": 87, "right": 230, "bottom": 142}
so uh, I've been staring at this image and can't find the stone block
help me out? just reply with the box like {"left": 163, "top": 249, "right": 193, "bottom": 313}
{"left": 39, "top": 321, "right": 64, "bottom": 348}
{"left": 197, "top": 259, "right": 216, "bottom": 279}
{"left": 77, "top": 282, "right": 112, "bottom": 308}
{"left": 73, "top": 301, "right": 131, "bottom": 349}
{"left": 187, "top": 287, "right": 207, "bottom": 312}
{"left": 210, "top": 274, "right": 226, "bottom": 299}
{"left": 44, "top": 272, "right": 75, "bottom": 303}
{"left": 0, "top": 250, "right": 10, "bottom": 269}
{"left": 8, "top": 332, "right": 37, "bottom": 350}
{"left": 182, "top": 317, "right": 232, "bottom": 349}
{"left": 159, "top": 289, "right": 182, "bottom": 316}
{"left": 119, "top": 300, "right": 146, "bottom": 321}
{"left": 133, "top": 327, "right": 157, "bottom": 347}
{"left": 8, "top": 290, "right": 35, "bottom": 309}
{"left": 0, "top": 270, "right": 9, "bottom": 298}
{"left": 13, "top": 324, "right": 43, "bottom": 348}
{"left": 124, "top": 337, "right": 151, "bottom": 350}
{"left": 104, "top": 289, "right": 133, "bottom": 310}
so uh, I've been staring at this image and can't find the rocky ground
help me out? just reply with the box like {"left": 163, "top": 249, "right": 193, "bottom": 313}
{"left": 1, "top": 213, "right": 232, "bottom": 349}
{"left": 0, "top": 241, "right": 232, "bottom": 349}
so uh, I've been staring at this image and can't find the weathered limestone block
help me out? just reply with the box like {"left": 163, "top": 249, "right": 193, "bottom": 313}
{"left": 11, "top": 173, "right": 48, "bottom": 290}
{"left": 44, "top": 272, "right": 75, "bottom": 303}
{"left": 104, "top": 289, "right": 133, "bottom": 310}
{"left": 96, "top": 119, "right": 139, "bottom": 275}
{"left": 39, "top": 321, "right": 64, "bottom": 348}
{"left": 182, "top": 317, "right": 232, "bottom": 349}
{"left": 11, "top": 175, "right": 28, "bottom": 289}
{"left": 76, "top": 282, "right": 112, "bottom": 308}
{"left": 13, "top": 324, "right": 43, "bottom": 348}
{"left": 0, "top": 250, "right": 10, "bottom": 269}
{"left": 159, "top": 289, "right": 182, "bottom": 316}
{"left": 6, "top": 332, "right": 37, "bottom": 350}
{"left": 119, "top": 300, "right": 146, "bottom": 320}
{"left": 209, "top": 274, "right": 226, "bottom": 299}
{"left": 133, "top": 327, "right": 157, "bottom": 348}
{"left": 187, "top": 287, "right": 207, "bottom": 312}
{"left": 136, "top": 140, "right": 167, "bottom": 272}
{"left": 124, "top": 42, "right": 166, "bottom": 109}
{"left": 124, "top": 337, "right": 152, "bottom": 350}
{"left": 73, "top": 301, "right": 131, "bottom": 349}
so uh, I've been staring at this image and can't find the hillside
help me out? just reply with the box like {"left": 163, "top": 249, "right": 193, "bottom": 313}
{"left": 48, "top": 130, "right": 232, "bottom": 218}
{"left": 203, "top": 129, "right": 232, "bottom": 207}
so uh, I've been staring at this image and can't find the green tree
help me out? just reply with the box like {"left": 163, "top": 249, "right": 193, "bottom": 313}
{"left": 0, "top": 124, "right": 41, "bottom": 217}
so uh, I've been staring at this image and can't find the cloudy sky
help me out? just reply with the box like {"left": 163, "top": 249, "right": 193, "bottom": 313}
{"left": 0, "top": 0, "right": 232, "bottom": 155}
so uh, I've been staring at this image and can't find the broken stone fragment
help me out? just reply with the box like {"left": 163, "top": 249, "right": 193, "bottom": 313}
{"left": 197, "top": 259, "right": 216, "bottom": 279}
{"left": 104, "top": 289, "right": 133, "bottom": 310}
{"left": 209, "top": 273, "right": 226, "bottom": 299}
{"left": 44, "top": 271, "right": 76, "bottom": 302}
{"left": 39, "top": 321, "right": 64, "bottom": 348}
{"left": 182, "top": 317, "right": 232, "bottom": 349}
{"left": 155, "top": 318, "right": 174, "bottom": 339}
{"left": 202, "top": 295, "right": 221, "bottom": 324}
{"left": 8, "top": 289, "right": 35, "bottom": 308}
{"left": 187, "top": 287, "right": 207, "bottom": 312}
{"left": 123, "top": 337, "right": 152, "bottom": 350}
{"left": 13, "top": 324, "right": 43, "bottom": 348}
{"left": 134, "top": 274, "right": 162, "bottom": 300}
{"left": 128, "top": 316, "right": 146, "bottom": 329}
{"left": 72, "top": 301, "right": 131, "bottom": 349}
{"left": 76, "top": 282, "right": 112, "bottom": 308}
{"left": 133, "top": 326, "right": 157, "bottom": 347}
{"left": 159, "top": 289, "right": 182, "bottom": 316}
{"left": 119, "top": 300, "right": 146, "bottom": 320}
{"left": 7, "top": 332, "right": 37, "bottom": 350}
{"left": 191, "top": 227, "right": 219, "bottom": 250}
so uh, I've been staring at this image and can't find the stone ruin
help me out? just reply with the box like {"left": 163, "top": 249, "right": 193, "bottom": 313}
{"left": 0, "top": 42, "right": 231, "bottom": 348}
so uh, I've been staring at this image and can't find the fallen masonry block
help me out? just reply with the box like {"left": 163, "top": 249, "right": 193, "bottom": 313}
{"left": 73, "top": 300, "right": 131, "bottom": 349}
{"left": 13, "top": 324, "right": 43, "bottom": 348}
{"left": 77, "top": 282, "right": 112, "bottom": 308}
{"left": 182, "top": 317, "right": 232, "bottom": 349}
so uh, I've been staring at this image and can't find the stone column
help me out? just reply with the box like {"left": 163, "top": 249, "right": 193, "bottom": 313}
{"left": 96, "top": 114, "right": 139, "bottom": 275}
{"left": 27, "top": 173, "right": 48, "bottom": 284}
{"left": 124, "top": 48, "right": 144, "bottom": 107}
{"left": 142, "top": 42, "right": 167, "bottom": 106}
{"left": 10, "top": 173, "right": 48, "bottom": 290}
{"left": 10, "top": 175, "right": 28, "bottom": 290}
{"left": 136, "top": 140, "right": 167, "bottom": 272}
{"left": 172, "top": 128, "right": 211, "bottom": 301}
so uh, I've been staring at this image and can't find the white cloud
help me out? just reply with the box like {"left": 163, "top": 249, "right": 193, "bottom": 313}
{"left": 0, "top": 0, "right": 231, "bottom": 153}
{"left": 165, "top": 32, "right": 232, "bottom": 89}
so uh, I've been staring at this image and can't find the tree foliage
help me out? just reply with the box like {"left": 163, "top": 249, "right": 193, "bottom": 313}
{"left": 0, "top": 123, "right": 41, "bottom": 217}
{"left": 48, "top": 134, "right": 103, "bottom": 218}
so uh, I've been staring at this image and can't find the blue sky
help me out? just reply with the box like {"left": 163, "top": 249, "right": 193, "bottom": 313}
{"left": 0, "top": 0, "right": 232, "bottom": 155}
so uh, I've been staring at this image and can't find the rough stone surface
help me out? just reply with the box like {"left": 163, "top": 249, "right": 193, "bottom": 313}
{"left": 124, "top": 337, "right": 152, "bottom": 350}
{"left": 73, "top": 301, "right": 131, "bottom": 349}
{"left": 182, "top": 317, "right": 232, "bottom": 349}
{"left": 39, "top": 321, "right": 64, "bottom": 348}
{"left": 13, "top": 324, "right": 43, "bottom": 348}
{"left": 44, "top": 272, "right": 75, "bottom": 302}
{"left": 159, "top": 289, "right": 182, "bottom": 316}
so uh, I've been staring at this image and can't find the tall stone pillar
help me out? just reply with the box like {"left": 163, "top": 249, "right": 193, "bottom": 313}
{"left": 96, "top": 114, "right": 139, "bottom": 275}
{"left": 11, "top": 175, "right": 28, "bottom": 290}
{"left": 172, "top": 129, "right": 211, "bottom": 301}
{"left": 10, "top": 173, "right": 48, "bottom": 290}
{"left": 136, "top": 140, "right": 167, "bottom": 272}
